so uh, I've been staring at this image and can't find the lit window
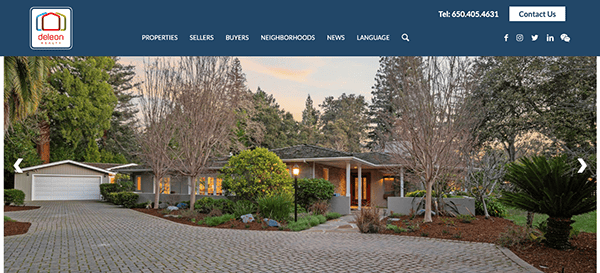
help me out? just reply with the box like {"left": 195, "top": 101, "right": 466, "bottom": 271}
{"left": 197, "top": 177, "right": 206, "bottom": 195}
{"left": 160, "top": 177, "right": 171, "bottom": 194}
{"left": 137, "top": 177, "right": 141, "bottom": 191}
{"left": 207, "top": 177, "right": 214, "bottom": 194}
{"left": 323, "top": 168, "right": 329, "bottom": 181}
{"left": 217, "top": 178, "right": 222, "bottom": 195}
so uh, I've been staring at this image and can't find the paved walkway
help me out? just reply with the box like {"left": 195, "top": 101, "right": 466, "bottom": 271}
{"left": 5, "top": 201, "right": 539, "bottom": 272}
{"left": 303, "top": 214, "right": 359, "bottom": 233}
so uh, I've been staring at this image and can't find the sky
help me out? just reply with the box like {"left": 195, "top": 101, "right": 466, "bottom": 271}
{"left": 119, "top": 57, "right": 380, "bottom": 121}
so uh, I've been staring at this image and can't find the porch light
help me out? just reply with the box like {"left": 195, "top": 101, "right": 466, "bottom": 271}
{"left": 292, "top": 164, "right": 300, "bottom": 176}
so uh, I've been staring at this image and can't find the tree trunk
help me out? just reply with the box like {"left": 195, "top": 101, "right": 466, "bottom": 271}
{"left": 545, "top": 217, "right": 574, "bottom": 249}
{"left": 526, "top": 211, "right": 534, "bottom": 228}
{"left": 38, "top": 121, "right": 51, "bottom": 164}
{"left": 424, "top": 182, "right": 433, "bottom": 222}
{"left": 482, "top": 196, "right": 490, "bottom": 219}
{"left": 189, "top": 176, "right": 196, "bottom": 210}
{"left": 153, "top": 175, "right": 161, "bottom": 209}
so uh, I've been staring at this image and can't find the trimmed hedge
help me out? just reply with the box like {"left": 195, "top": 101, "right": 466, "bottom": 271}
{"left": 194, "top": 197, "right": 234, "bottom": 214}
{"left": 297, "top": 178, "right": 335, "bottom": 209}
{"left": 100, "top": 184, "right": 122, "bottom": 202}
{"left": 4, "top": 189, "right": 25, "bottom": 206}
{"left": 108, "top": 192, "right": 139, "bottom": 208}
{"left": 405, "top": 190, "right": 447, "bottom": 198}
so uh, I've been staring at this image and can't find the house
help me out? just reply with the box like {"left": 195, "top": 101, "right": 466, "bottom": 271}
{"left": 14, "top": 160, "right": 136, "bottom": 201}
{"left": 120, "top": 145, "right": 418, "bottom": 209}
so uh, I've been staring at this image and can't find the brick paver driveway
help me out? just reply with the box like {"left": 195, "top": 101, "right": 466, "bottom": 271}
{"left": 5, "top": 201, "right": 537, "bottom": 272}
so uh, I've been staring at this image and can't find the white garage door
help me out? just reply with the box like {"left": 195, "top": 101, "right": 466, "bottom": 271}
{"left": 33, "top": 175, "right": 101, "bottom": 201}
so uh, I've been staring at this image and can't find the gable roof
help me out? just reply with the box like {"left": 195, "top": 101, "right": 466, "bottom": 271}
{"left": 271, "top": 144, "right": 351, "bottom": 159}
{"left": 20, "top": 160, "right": 116, "bottom": 175}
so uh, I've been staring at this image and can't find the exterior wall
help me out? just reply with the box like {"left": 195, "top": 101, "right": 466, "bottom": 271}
{"left": 387, "top": 197, "right": 475, "bottom": 215}
{"left": 284, "top": 162, "right": 347, "bottom": 195}
{"left": 369, "top": 170, "right": 385, "bottom": 207}
{"left": 328, "top": 196, "right": 350, "bottom": 215}
{"left": 133, "top": 171, "right": 222, "bottom": 195}
{"left": 15, "top": 163, "right": 108, "bottom": 201}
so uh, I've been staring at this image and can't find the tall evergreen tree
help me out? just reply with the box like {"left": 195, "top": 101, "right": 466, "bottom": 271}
{"left": 299, "top": 94, "right": 321, "bottom": 145}
{"left": 320, "top": 93, "right": 369, "bottom": 152}
{"left": 99, "top": 57, "right": 142, "bottom": 163}
{"left": 250, "top": 87, "right": 299, "bottom": 149}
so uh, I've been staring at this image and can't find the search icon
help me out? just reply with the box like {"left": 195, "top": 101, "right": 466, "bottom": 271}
{"left": 402, "top": 33, "right": 409, "bottom": 42}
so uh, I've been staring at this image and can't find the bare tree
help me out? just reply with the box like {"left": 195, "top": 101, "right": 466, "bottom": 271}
{"left": 387, "top": 56, "right": 478, "bottom": 223}
{"left": 170, "top": 57, "right": 245, "bottom": 207}
{"left": 138, "top": 58, "right": 178, "bottom": 209}
{"left": 465, "top": 149, "right": 508, "bottom": 219}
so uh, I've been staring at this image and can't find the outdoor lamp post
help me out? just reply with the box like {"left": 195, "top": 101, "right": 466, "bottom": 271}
{"left": 292, "top": 164, "right": 300, "bottom": 222}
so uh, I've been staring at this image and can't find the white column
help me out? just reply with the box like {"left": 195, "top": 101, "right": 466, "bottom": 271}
{"left": 152, "top": 176, "right": 156, "bottom": 194}
{"left": 358, "top": 164, "right": 362, "bottom": 210}
{"left": 213, "top": 176, "right": 217, "bottom": 196}
{"left": 400, "top": 167, "right": 405, "bottom": 197}
{"left": 345, "top": 161, "right": 351, "bottom": 197}
{"left": 312, "top": 162, "right": 315, "bottom": 178}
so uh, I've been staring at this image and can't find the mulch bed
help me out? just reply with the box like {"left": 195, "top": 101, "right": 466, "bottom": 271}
{"left": 132, "top": 208, "right": 283, "bottom": 231}
{"left": 4, "top": 221, "right": 31, "bottom": 236}
{"left": 4, "top": 206, "right": 40, "bottom": 212}
{"left": 381, "top": 215, "right": 596, "bottom": 273}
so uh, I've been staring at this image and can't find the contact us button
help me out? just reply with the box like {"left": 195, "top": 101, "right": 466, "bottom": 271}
{"left": 509, "top": 6, "right": 566, "bottom": 22}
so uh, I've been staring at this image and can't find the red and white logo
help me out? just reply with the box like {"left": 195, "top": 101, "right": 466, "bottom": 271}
{"left": 30, "top": 7, "right": 72, "bottom": 50}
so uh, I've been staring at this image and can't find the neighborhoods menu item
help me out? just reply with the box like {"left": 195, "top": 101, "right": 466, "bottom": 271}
{"left": 261, "top": 34, "right": 316, "bottom": 41}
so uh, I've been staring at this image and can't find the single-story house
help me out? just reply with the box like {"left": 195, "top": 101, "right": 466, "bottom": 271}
{"left": 119, "top": 145, "right": 420, "bottom": 209}
{"left": 14, "top": 160, "right": 136, "bottom": 201}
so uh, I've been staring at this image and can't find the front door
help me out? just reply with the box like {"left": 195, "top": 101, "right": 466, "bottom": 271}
{"left": 350, "top": 173, "right": 370, "bottom": 206}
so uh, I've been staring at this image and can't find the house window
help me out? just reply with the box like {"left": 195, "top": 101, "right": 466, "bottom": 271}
{"left": 196, "top": 177, "right": 206, "bottom": 195}
{"left": 323, "top": 168, "right": 329, "bottom": 181}
{"left": 160, "top": 177, "right": 171, "bottom": 194}
{"left": 137, "top": 177, "right": 141, "bottom": 191}
{"left": 207, "top": 177, "right": 215, "bottom": 195}
{"left": 216, "top": 178, "right": 223, "bottom": 195}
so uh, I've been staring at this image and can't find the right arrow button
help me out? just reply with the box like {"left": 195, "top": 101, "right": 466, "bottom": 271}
{"left": 577, "top": 158, "right": 587, "bottom": 173}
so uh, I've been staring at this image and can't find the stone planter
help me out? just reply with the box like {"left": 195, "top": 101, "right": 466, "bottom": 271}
{"left": 387, "top": 196, "right": 475, "bottom": 216}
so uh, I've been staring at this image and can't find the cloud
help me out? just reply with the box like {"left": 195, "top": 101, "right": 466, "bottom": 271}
{"left": 239, "top": 58, "right": 313, "bottom": 82}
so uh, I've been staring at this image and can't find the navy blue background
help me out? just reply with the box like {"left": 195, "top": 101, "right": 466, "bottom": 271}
{"left": 1, "top": 1, "right": 597, "bottom": 56}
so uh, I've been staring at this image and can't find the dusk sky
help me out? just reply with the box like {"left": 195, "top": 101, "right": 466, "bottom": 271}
{"left": 119, "top": 57, "right": 380, "bottom": 121}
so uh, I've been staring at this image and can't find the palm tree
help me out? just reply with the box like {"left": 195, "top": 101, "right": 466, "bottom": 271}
{"left": 4, "top": 56, "right": 48, "bottom": 132}
{"left": 500, "top": 155, "right": 596, "bottom": 249}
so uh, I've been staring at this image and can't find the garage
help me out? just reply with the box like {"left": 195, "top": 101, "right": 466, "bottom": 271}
{"left": 32, "top": 175, "right": 102, "bottom": 201}
{"left": 14, "top": 160, "right": 121, "bottom": 201}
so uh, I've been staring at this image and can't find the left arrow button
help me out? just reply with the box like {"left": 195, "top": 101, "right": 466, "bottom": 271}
{"left": 14, "top": 158, "right": 23, "bottom": 173}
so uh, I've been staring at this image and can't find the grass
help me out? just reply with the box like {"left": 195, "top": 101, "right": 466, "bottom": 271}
{"left": 4, "top": 216, "right": 14, "bottom": 222}
{"left": 505, "top": 208, "right": 596, "bottom": 233}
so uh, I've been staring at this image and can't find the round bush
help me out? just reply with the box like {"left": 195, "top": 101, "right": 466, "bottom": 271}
{"left": 220, "top": 148, "right": 292, "bottom": 201}
{"left": 475, "top": 197, "right": 506, "bottom": 217}
{"left": 297, "top": 178, "right": 335, "bottom": 209}
{"left": 4, "top": 189, "right": 25, "bottom": 206}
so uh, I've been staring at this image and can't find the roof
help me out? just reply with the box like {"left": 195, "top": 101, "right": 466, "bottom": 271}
{"left": 82, "top": 162, "right": 127, "bottom": 170}
{"left": 271, "top": 144, "right": 351, "bottom": 159}
{"left": 116, "top": 159, "right": 228, "bottom": 173}
{"left": 272, "top": 144, "right": 398, "bottom": 167}
{"left": 20, "top": 160, "right": 116, "bottom": 175}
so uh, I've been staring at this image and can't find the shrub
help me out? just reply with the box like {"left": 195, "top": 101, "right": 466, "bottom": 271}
{"left": 405, "top": 190, "right": 446, "bottom": 198}
{"left": 204, "top": 214, "right": 235, "bottom": 227}
{"left": 108, "top": 192, "right": 120, "bottom": 204}
{"left": 4, "top": 216, "right": 15, "bottom": 222}
{"left": 500, "top": 155, "right": 596, "bottom": 249}
{"left": 133, "top": 202, "right": 150, "bottom": 209}
{"left": 355, "top": 206, "right": 384, "bottom": 233}
{"left": 116, "top": 192, "right": 139, "bottom": 208}
{"left": 231, "top": 200, "right": 257, "bottom": 218}
{"left": 213, "top": 199, "right": 234, "bottom": 214}
{"left": 208, "top": 208, "right": 223, "bottom": 217}
{"left": 326, "top": 212, "right": 342, "bottom": 220}
{"left": 308, "top": 200, "right": 329, "bottom": 215}
{"left": 386, "top": 224, "right": 400, "bottom": 233}
{"left": 456, "top": 214, "right": 476, "bottom": 223}
{"left": 287, "top": 218, "right": 311, "bottom": 231}
{"left": 4, "top": 189, "right": 25, "bottom": 206}
{"left": 220, "top": 148, "right": 292, "bottom": 201}
{"left": 316, "top": 214, "right": 327, "bottom": 224}
{"left": 297, "top": 178, "right": 335, "bottom": 209}
{"left": 99, "top": 183, "right": 132, "bottom": 202}
{"left": 180, "top": 209, "right": 201, "bottom": 219}
{"left": 307, "top": 216, "right": 321, "bottom": 226}
{"left": 475, "top": 197, "right": 506, "bottom": 217}
{"left": 257, "top": 194, "right": 293, "bottom": 222}
{"left": 389, "top": 212, "right": 404, "bottom": 218}
{"left": 195, "top": 197, "right": 216, "bottom": 213}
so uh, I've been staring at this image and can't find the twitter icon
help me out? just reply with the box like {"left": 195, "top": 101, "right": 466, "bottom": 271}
{"left": 531, "top": 34, "right": 539, "bottom": 41}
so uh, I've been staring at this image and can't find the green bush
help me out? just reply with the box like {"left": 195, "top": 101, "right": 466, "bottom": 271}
{"left": 133, "top": 202, "right": 150, "bottom": 209}
{"left": 4, "top": 216, "right": 14, "bottom": 222}
{"left": 257, "top": 194, "right": 293, "bottom": 222}
{"left": 204, "top": 214, "right": 235, "bottom": 227}
{"left": 108, "top": 192, "right": 120, "bottom": 204}
{"left": 116, "top": 192, "right": 139, "bottom": 208}
{"left": 220, "top": 148, "right": 292, "bottom": 201}
{"left": 475, "top": 197, "right": 507, "bottom": 217}
{"left": 326, "top": 212, "right": 342, "bottom": 220}
{"left": 316, "top": 214, "right": 327, "bottom": 224}
{"left": 297, "top": 178, "right": 335, "bottom": 209}
{"left": 213, "top": 199, "right": 234, "bottom": 214}
{"left": 307, "top": 215, "right": 321, "bottom": 226}
{"left": 195, "top": 197, "right": 215, "bottom": 213}
{"left": 405, "top": 190, "right": 447, "bottom": 198}
{"left": 287, "top": 218, "right": 311, "bottom": 231}
{"left": 232, "top": 200, "right": 257, "bottom": 218}
{"left": 100, "top": 184, "right": 123, "bottom": 202}
{"left": 4, "top": 189, "right": 25, "bottom": 206}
